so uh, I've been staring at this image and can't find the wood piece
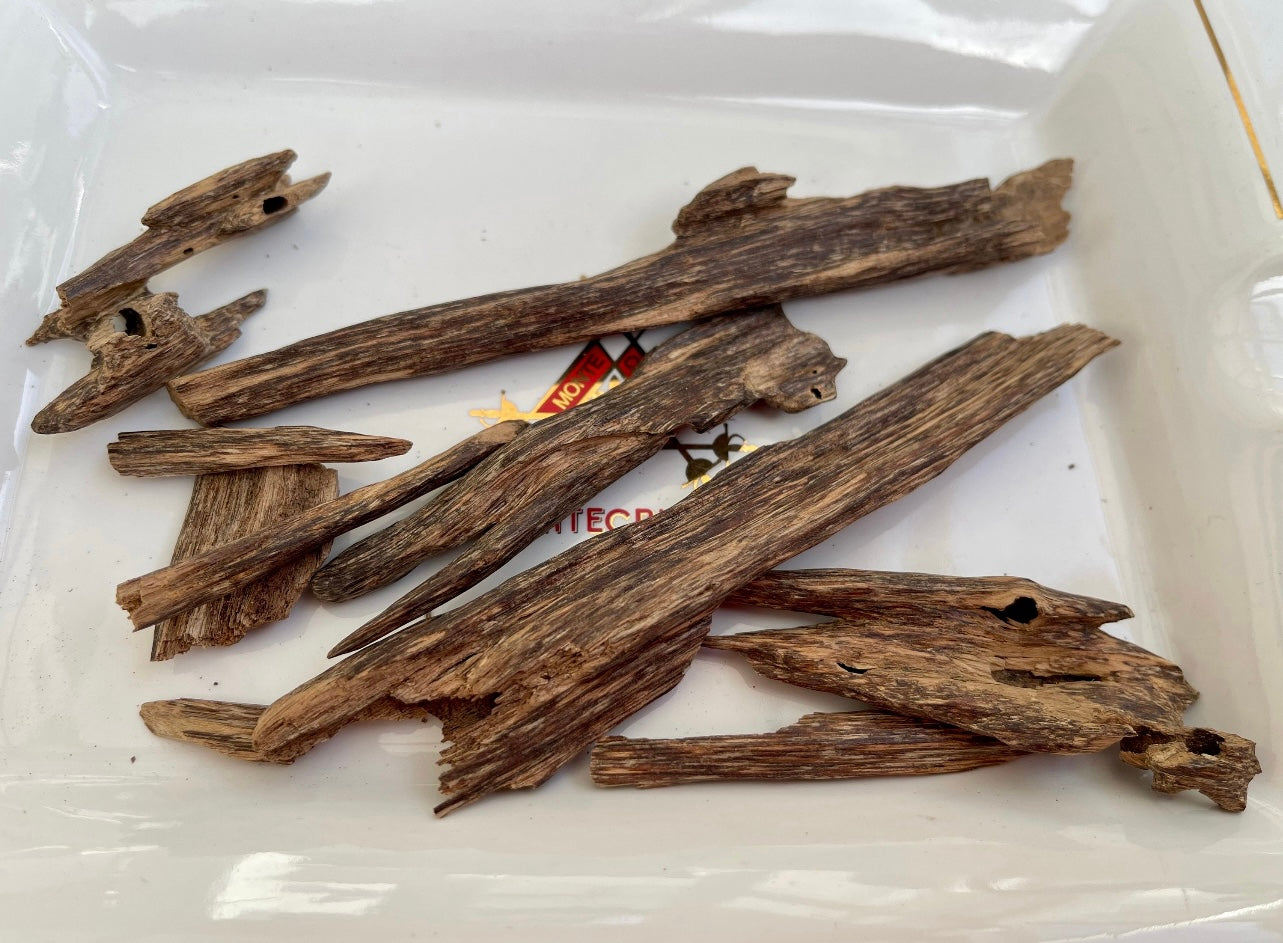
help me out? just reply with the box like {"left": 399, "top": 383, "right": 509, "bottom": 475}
{"left": 1120, "top": 726, "right": 1261, "bottom": 813}
{"left": 139, "top": 697, "right": 433, "bottom": 763}
{"left": 28, "top": 150, "right": 328, "bottom": 344}
{"left": 730, "top": 568, "right": 1137, "bottom": 627}
{"left": 313, "top": 306, "right": 846, "bottom": 654}
{"left": 706, "top": 585, "right": 1196, "bottom": 755}
{"left": 30, "top": 290, "right": 265, "bottom": 434}
{"left": 590, "top": 711, "right": 1027, "bottom": 788}
{"left": 109, "top": 426, "right": 412, "bottom": 477}
{"left": 244, "top": 324, "right": 1115, "bottom": 815}
{"left": 117, "top": 422, "right": 525, "bottom": 629}
{"left": 151, "top": 464, "right": 338, "bottom": 660}
{"left": 167, "top": 160, "right": 1074, "bottom": 425}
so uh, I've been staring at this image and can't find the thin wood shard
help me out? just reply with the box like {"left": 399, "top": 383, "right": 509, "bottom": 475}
{"left": 313, "top": 306, "right": 846, "bottom": 656}
{"left": 139, "top": 696, "right": 433, "bottom": 763}
{"left": 116, "top": 422, "right": 525, "bottom": 630}
{"left": 29, "top": 149, "right": 328, "bottom": 345}
{"left": 1120, "top": 726, "right": 1261, "bottom": 812}
{"left": 241, "top": 325, "right": 1114, "bottom": 814}
{"left": 590, "top": 710, "right": 1027, "bottom": 788}
{"left": 152, "top": 463, "right": 338, "bottom": 660}
{"left": 30, "top": 290, "right": 266, "bottom": 434}
{"left": 708, "top": 579, "right": 1196, "bottom": 754}
{"left": 109, "top": 426, "right": 412, "bottom": 477}
{"left": 167, "top": 160, "right": 1074, "bottom": 425}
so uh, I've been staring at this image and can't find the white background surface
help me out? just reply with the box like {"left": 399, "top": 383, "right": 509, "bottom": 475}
{"left": 1, "top": 0, "right": 1280, "bottom": 938}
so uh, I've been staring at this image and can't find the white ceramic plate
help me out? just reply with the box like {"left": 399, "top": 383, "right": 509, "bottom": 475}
{"left": 3, "top": 1, "right": 1281, "bottom": 938}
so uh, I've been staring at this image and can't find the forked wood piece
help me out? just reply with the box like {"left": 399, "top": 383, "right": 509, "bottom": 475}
{"left": 30, "top": 290, "right": 265, "bottom": 434}
{"left": 117, "top": 422, "right": 525, "bottom": 629}
{"left": 706, "top": 588, "right": 1196, "bottom": 754}
{"left": 590, "top": 710, "right": 1026, "bottom": 788}
{"left": 109, "top": 426, "right": 411, "bottom": 477}
{"left": 244, "top": 325, "right": 1114, "bottom": 814}
{"left": 167, "top": 160, "right": 1073, "bottom": 425}
{"left": 313, "top": 306, "right": 846, "bottom": 655}
{"left": 151, "top": 464, "right": 338, "bottom": 660}
{"left": 28, "top": 149, "right": 328, "bottom": 344}
{"left": 1120, "top": 726, "right": 1261, "bottom": 812}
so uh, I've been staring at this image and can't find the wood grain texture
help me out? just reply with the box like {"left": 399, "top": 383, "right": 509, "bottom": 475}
{"left": 730, "top": 568, "right": 1136, "bottom": 626}
{"left": 313, "top": 306, "right": 846, "bottom": 656}
{"left": 117, "top": 422, "right": 524, "bottom": 629}
{"left": 30, "top": 290, "right": 265, "bottom": 434}
{"left": 139, "top": 697, "right": 433, "bottom": 763}
{"left": 28, "top": 150, "right": 328, "bottom": 345}
{"left": 244, "top": 324, "right": 1115, "bottom": 815}
{"left": 1120, "top": 726, "right": 1261, "bottom": 812}
{"left": 109, "top": 426, "right": 411, "bottom": 477}
{"left": 167, "top": 160, "right": 1073, "bottom": 425}
{"left": 706, "top": 591, "right": 1196, "bottom": 755}
{"left": 590, "top": 711, "right": 1026, "bottom": 788}
{"left": 151, "top": 463, "right": 338, "bottom": 659}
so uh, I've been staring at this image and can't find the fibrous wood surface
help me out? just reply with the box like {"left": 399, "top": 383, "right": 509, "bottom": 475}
{"left": 226, "top": 324, "right": 1114, "bottom": 815}
{"left": 1120, "top": 726, "right": 1261, "bottom": 812}
{"left": 313, "top": 306, "right": 846, "bottom": 656}
{"left": 151, "top": 463, "right": 338, "bottom": 660}
{"left": 709, "top": 572, "right": 1193, "bottom": 754}
{"left": 117, "top": 422, "right": 524, "bottom": 629}
{"left": 590, "top": 710, "right": 1026, "bottom": 788}
{"left": 109, "top": 426, "right": 411, "bottom": 477}
{"left": 167, "top": 160, "right": 1073, "bottom": 425}
{"left": 28, "top": 150, "right": 328, "bottom": 345}
{"left": 30, "top": 290, "right": 265, "bottom": 434}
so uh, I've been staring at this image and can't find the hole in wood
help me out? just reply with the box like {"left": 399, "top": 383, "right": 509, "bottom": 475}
{"left": 990, "top": 668, "right": 1102, "bottom": 687}
{"left": 983, "top": 596, "right": 1039, "bottom": 624}
{"left": 261, "top": 195, "right": 288, "bottom": 215}
{"left": 114, "top": 307, "right": 146, "bottom": 336}
{"left": 837, "top": 661, "right": 869, "bottom": 675}
{"left": 810, "top": 387, "right": 823, "bottom": 399}
{"left": 182, "top": 247, "right": 194, "bottom": 255}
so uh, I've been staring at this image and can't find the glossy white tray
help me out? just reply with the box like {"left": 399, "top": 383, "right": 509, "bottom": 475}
{"left": 3, "top": 1, "right": 1281, "bottom": 938}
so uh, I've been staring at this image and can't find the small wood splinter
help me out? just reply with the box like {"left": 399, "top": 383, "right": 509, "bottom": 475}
{"left": 590, "top": 711, "right": 1026, "bottom": 788}
{"left": 314, "top": 306, "right": 846, "bottom": 657}
{"left": 27, "top": 149, "right": 328, "bottom": 434}
{"left": 168, "top": 159, "right": 1073, "bottom": 425}
{"left": 109, "top": 426, "right": 412, "bottom": 477}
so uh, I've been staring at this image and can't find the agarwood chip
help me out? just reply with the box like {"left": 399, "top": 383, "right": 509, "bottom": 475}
{"left": 109, "top": 426, "right": 411, "bottom": 477}
{"left": 1120, "top": 726, "right": 1261, "bottom": 812}
{"left": 151, "top": 463, "right": 338, "bottom": 660}
{"left": 167, "top": 160, "right": 1073, "bottom": 425}
{"left": 590, "top": 710, "right": 1026, "bottom": 788}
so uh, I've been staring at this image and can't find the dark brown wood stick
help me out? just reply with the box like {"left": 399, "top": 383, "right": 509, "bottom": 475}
{"left": 704, "top": 603, "right": 1197, "bottom": 755}
{"left": 313, "top": 306, "right": 846, "bottom": 655}
{"left": 167, "top": 160, "right": 1073, "bottom": 425}
{"left": 109, "top": 426, "right": 412, "bottom": 477}
{"left": 1120, "top": 726, "right": 1261, "bottom": 813}
{"left": 151, "top": 464, "right": 338, "bottom": 660}
{"left": 28, "top": 150, "right": 328, "bottom": 344}
{"left": 30, "top": 290, "right": 265, "bottom": 434}
{"left": 116, "top": 422, "right": 524, "bottom": 629}
{"left": 590, "top": 711, "right": 1026, "bottom": 788}
{"left": 246, "top": 324, "right": 1115, "bottom": 814}
{"left": 729, "top": 568, "right": 1136, "bottom": 626}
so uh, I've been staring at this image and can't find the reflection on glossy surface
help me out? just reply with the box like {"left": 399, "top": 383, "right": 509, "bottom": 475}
{"left": 689, "top": 0, "right": 1096, "bottom": 72}
{"left": 211, "top": 852, "right": 394, "bottom": 919}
